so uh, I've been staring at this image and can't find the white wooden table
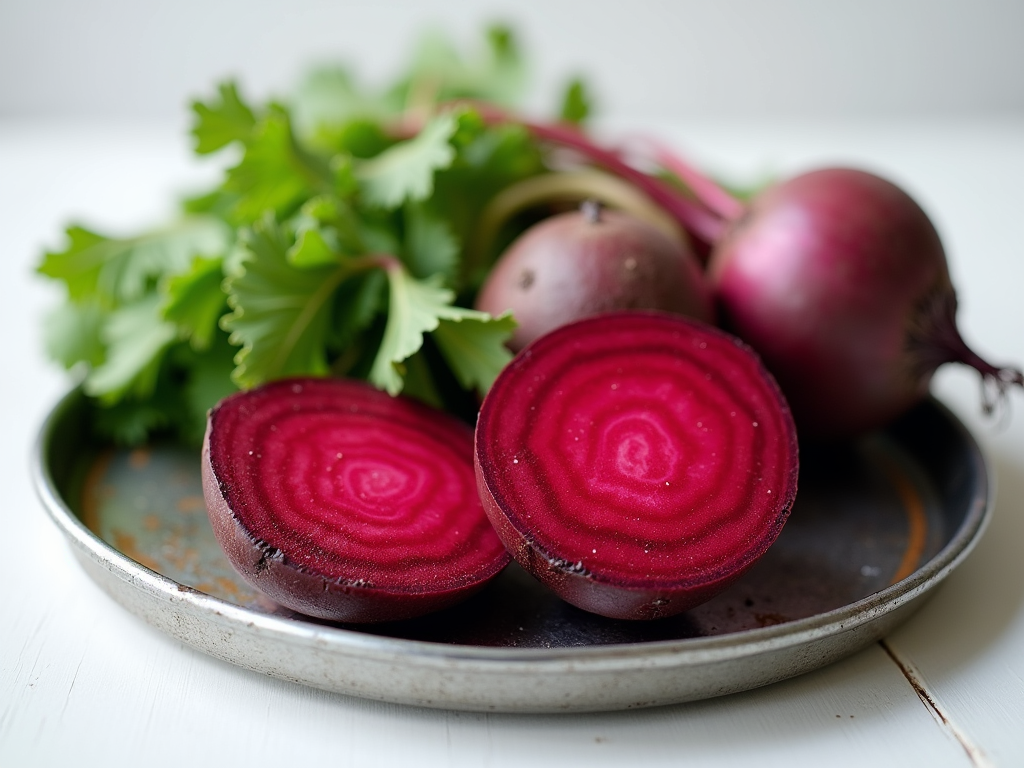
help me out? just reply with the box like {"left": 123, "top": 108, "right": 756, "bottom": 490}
{"left": 2, "top": 117, "right": 1022, "bottom": 767}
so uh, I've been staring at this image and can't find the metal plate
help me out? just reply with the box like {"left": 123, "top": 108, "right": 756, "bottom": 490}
{"left": 32, "top": 389, "right": 991, "bottom": 712}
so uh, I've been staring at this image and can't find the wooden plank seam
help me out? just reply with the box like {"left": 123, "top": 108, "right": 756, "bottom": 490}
{"left": 879, "top": 638, "right": 992, "bottom": 768}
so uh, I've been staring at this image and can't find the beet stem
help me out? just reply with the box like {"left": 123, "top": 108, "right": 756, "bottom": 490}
{"left": 644, "top": 139, "right": 746, "bottom": 222}
{"left": 438, "top": 101, "right": 728, "bottom": 246}
{"left": 515, "top": 119, "right": 729, "bottom": 246}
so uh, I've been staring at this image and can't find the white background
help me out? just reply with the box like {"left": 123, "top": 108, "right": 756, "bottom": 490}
{"left": 3, "top": 2, "right": 1024, "bottom": 766}
{"left": 3, "top": 0, "right": 1024, "bottom": 124}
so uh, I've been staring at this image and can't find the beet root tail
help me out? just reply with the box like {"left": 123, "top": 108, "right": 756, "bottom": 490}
{"left": 968, "top": 354, "right": 1024, "bottom": 417}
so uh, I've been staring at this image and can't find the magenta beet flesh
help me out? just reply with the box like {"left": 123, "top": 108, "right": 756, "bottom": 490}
{"left": 203, "top": 378, "right": 510, "bottom": 623}
{"left": 474, "top": 312, "right": 799, "bottom": 620}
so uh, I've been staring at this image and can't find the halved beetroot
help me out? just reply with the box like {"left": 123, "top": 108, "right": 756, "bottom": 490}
{"left": 474, "top": 311, "right": 799, "bottom": 620}
{"left": 202, "top": 378, "right": 510, "bottom": 623}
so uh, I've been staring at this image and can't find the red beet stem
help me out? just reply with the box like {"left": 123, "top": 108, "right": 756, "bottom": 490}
{"left": 444, "top": 101, "right": 727, "bottom": 246}
{"left": 203, "top": 378, "right": 509, "bottom": 623}
{"left": 642, "top": 138, "right": 745, "bottom": 221}
{"left": 474, "top": 311, "right": 799, "bottom": 620}
{"left": 518, "top": 120, "right": 728, "bottom": 245}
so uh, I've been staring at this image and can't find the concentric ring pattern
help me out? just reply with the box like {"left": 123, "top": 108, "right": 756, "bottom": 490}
{"left": 207, "top": 379, "right": 508, "bottom": 593}
{"left": 476, "top": 311, "right": 799, "bottom": 590}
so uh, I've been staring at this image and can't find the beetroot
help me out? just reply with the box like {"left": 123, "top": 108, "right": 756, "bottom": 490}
{"left": 475, "top": 204, "right": 714, "bottom": 352}
{"left": 706, "top": 168, "right": 1024, "bottom": 440}
{"left": 464, "top": 109, "right": 1023, "bottom": 438}
{"left": 202, "top": 378, "right": 510, "bottom": 623}
{"left": 474, "top": 311, "right": 799, "bottom": 620}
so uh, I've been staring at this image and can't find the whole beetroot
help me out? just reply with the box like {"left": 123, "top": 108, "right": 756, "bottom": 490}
{"left": 475, "top": 203, "right": 714, "bottom": 352}
{"left": 707, "top": 168, "right": 1023, "bottom": 440}
{"left": 470, "top": 113, "right": 1023, "bottom": 439}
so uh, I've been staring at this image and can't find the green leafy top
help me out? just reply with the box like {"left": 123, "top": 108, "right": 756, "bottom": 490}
{"left": 559, "top": 78, "right": 593, "bottom": 125}
{"left": 357, "top": 114, "right": 458, "bottom": 208}
{"left": 36, "top": 25, "right": 586, "bottom": 446}
{"left": 191, "top": 82, "right": 257, "bottom": 154}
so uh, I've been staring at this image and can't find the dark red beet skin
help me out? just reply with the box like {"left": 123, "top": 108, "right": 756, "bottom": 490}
{"left": 475, "top": 207, "right": 714, "bottom": 352}
{"left": 708, "top": 169, "right": 948, "bottom": 439}
{"left": 202, "top": 378, "right": 510, "bottom": 623}
{"left": 707, "top": 167, "right": 1023, "bottom": 440}
{"left": 474, "top": 311, "right": 799, "bottom": 620}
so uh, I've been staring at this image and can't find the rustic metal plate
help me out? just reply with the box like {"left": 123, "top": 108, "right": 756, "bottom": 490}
{"left": 33, "top": 388, "right": 990, "bottom": 712}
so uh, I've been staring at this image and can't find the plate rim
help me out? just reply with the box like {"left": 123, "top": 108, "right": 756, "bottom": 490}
{"left": 31, "top": 386, "right": 993, "bottom": 673}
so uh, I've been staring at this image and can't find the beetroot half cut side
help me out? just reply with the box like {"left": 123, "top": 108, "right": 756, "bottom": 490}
{"left": 474, "top": 311, "right": 799, "bottom": 620}
{"left": 203, "top": 378, "right": 510, "bottom": 623}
